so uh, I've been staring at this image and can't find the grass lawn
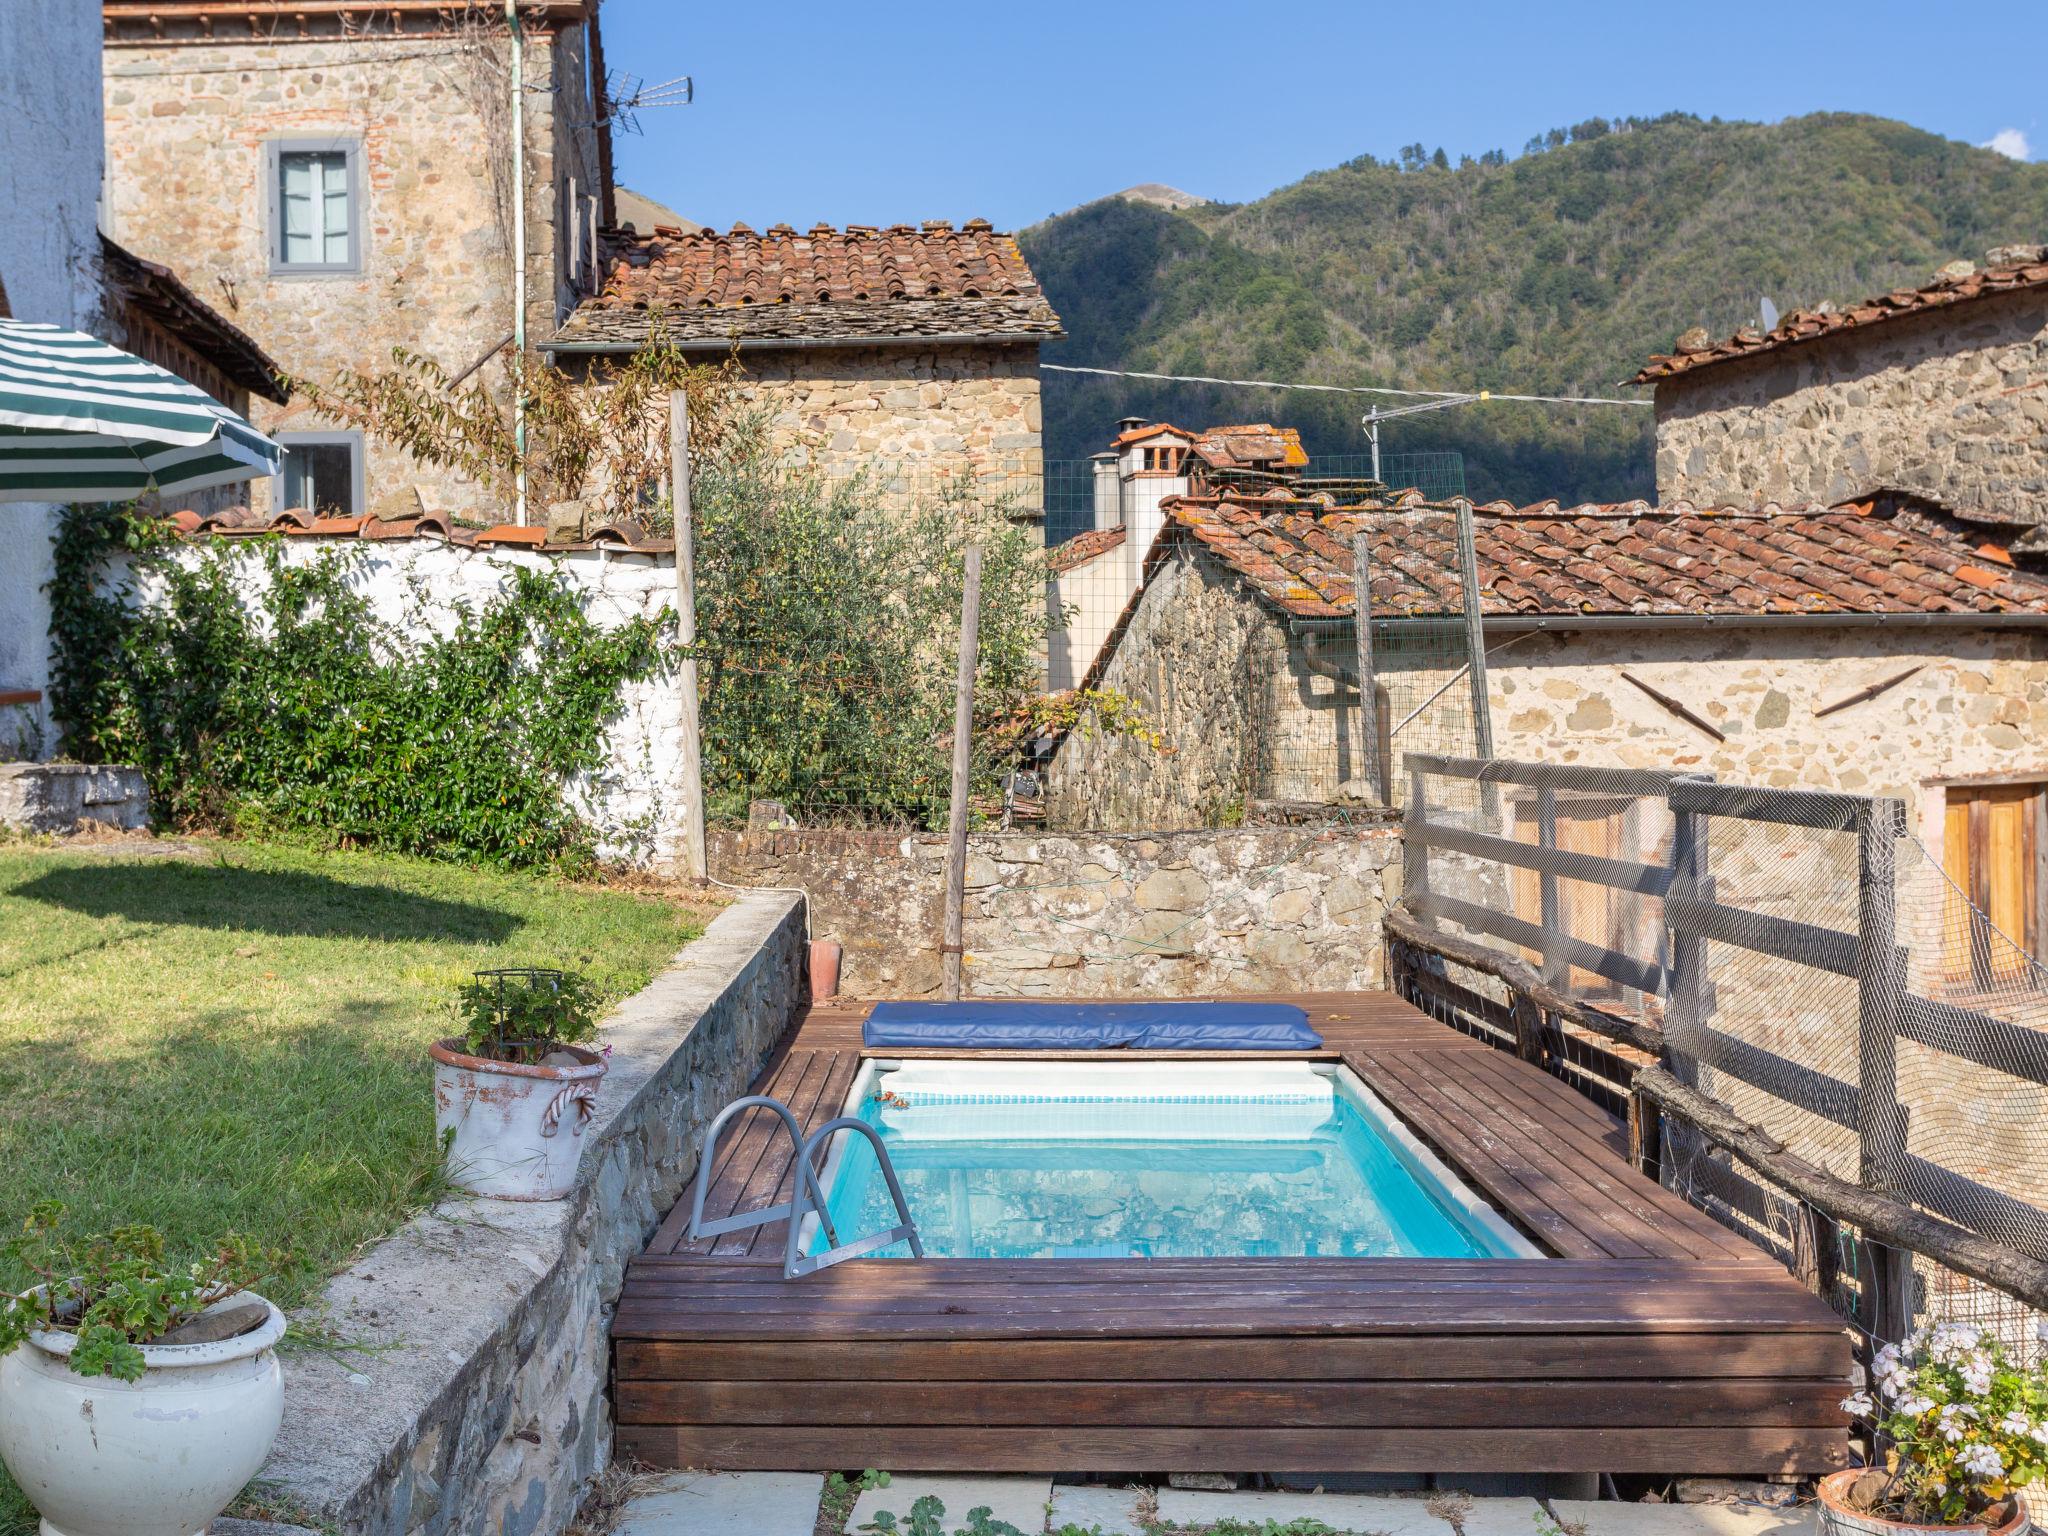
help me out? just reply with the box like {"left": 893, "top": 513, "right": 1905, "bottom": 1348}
{"left": 0, "top": 835, "right": 711, "bottom": 1305}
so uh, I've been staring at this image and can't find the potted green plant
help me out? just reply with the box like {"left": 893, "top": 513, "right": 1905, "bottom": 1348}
{"left": 0, "top": 1205, "right": 287, "bottom": 1536}
{"left": 431, "top": 967, "right": 608, "bottom": 1200}
{"left": 1824, "top": 1322, "right": 2047, "bottom": 1536}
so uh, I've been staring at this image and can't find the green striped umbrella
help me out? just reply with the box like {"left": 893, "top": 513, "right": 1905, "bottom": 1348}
{"left": 0, "top": 318, "right": 281, "bottom": 502}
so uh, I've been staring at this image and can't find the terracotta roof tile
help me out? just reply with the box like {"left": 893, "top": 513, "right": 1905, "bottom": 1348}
{"left": 1634, "top": 247, "right": 2048, "bottom": 384}
{"left": 1152, "top": 491, "right": 2048, "bottom": 621}
{"left": 1049, "top": 525, "right": 1127, "bottom": 573}
{"left": 550, "top": 223, "right": 1064, "bottom": 350}
{"left": 147, "top": 506, "right": 674, "bottom": 556}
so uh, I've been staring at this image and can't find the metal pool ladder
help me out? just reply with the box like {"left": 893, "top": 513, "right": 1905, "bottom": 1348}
{"left": 684, "top": 1094, "right": 923, "bottom": 1279}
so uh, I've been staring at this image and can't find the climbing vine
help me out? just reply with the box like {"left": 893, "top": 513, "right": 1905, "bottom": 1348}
{"left": 45, "top": 503, "right": 665, "bottom": 867}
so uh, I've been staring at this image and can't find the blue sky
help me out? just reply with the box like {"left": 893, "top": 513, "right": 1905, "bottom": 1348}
{"left": 602, "top": 0, "right": 2045, "bottom": 233}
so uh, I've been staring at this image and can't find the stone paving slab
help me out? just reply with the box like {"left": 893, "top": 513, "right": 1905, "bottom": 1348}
{"left": 1548, "top": 1500, "right": 1818, "bottom": 1536}
{"left": 1153, "top": 1488, "right": 1455, "bottom": 1535}
{"left": 1440, "top": 1495, "right": 1547, "bottom": 1536}
{"left": 616, "top": 1471, "right": 825, "bottom": 1536}
{"left": 851, "top": 1474, "right": 1054, "bottom": 1534}
{"left": 1049, "top": 1484, "right": 1149, "bottom": 1535}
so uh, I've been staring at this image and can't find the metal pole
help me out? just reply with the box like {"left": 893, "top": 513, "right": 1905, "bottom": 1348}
{"left": 1366, "top": 415, "right": 1382, "bottom": 485}
{"left": 669, "top": 391, "right": 706, "bottom": 881}
{"left": 942, "top": 543, "right": 984, "bottom": 1000}
{"left": 1453, "top": 497, "right": 1493, "bottom": 763}
{"left": 505, "top": 0, "right": 527, "bottom": 526}
{"left": 1350, "top": 532, "right": 1383, "bottom": 804}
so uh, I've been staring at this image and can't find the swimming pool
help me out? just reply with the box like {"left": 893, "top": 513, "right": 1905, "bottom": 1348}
{"left": 810, "top": 1060, "right": 1538, "bottom": 1260}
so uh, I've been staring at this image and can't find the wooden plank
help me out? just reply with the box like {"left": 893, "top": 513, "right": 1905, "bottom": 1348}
{"left": 1414, "top": 819, "right": 1675, "bottom": 898}
{"left": 1667, "top": 779, "right": 1886, "bottom": 834}
{"left": 1404, "top": 754, "right": 1689, "bottom": 796}
{"left": 616, "top": 1331, "right": 1854, "bottom": 1383}
{"left": 619, "top": 1377, "right": 1849, "bottom": 1429}
{"left": 1348, "top": 1049, "right": 1650, "bottom": 1259}
{"left": 701, "top": 1051, "right": 835, "bottom": 1257}
{"left": 617, "top": 1423, "right": 1851, "bottom": 1474}
{"left": 1663, "top": 892, "right": 1859, "bottom": 977}
{"left": 1410, "top": 891, "right": 1668, "bottom": 995}
{"left": 1449, "top": 1051, "right": 1754, "bottom": 1262}
{"left": 1901, "top": 992, "right": 2048, "bottom": 1086}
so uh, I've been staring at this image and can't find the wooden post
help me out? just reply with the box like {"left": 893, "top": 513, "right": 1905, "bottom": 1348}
{"left": 1350, "top": 532, "right": 1383, "bottom": 804}
{"left": 1628, "top": 1082, "right": 1663, "bottom": 1181}
{"left": 1536, "top": 784, "right": 1567, "bottom": 989}
{"left": 1403, "top": 763, "right": 1430, "bottom": 904}
{"left": 668, "top": 390, "right": 706, "bottom": 883}
{"left": 941, "top": 543, "right": 984, "bottom": 1001}
{"left": 1793, "top": 1203, "right": 1842, "bottom": 1300}
{"left": 1665, "top": 774, "right": 1712, "bottom": 1083}
{"left": 1856, "top": 796, "right": 1915, "bottom": 1342}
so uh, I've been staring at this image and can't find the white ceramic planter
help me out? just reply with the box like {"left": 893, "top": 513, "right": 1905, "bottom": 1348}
{"left": 432, "top": 1039, "right": 606, "bottom": 1200}
{"left": 0, "top": 1292, "right": 285, "bottom": 1536}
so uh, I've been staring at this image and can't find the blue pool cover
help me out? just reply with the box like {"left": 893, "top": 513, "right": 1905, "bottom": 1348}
{"left": 863, "top": 1000, "right": 1323, "bottom": 1051}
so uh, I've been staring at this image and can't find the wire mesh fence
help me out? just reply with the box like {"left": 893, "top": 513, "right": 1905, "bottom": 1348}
{"left": 1398, "top": 753, "right": 2048, "bottom": 1357}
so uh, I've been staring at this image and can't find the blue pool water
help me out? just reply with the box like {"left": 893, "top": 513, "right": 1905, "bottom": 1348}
{"left": 814, "top": 1068, "right": 1529, "bottom": 1260}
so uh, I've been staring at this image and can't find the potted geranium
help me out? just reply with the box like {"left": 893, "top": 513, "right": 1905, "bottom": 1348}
{"left": 1825, "top": 1321, "right": 2048, "bottom": 1536}
{"left": 431, "top": 967, "right": 607, "bottom": 1201}
{"left": 0, "top": 1204, "right": 287, "bottom": 1536}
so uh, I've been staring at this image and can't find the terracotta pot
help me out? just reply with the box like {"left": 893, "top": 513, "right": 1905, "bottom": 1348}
{"left": 1817, "top": 1469, "right": 2032, "bottom": 1536}
{"left": 0, "top": 1292, "right": 286, "bottom": 1536}
{"left": 431, "top": 1040, "right": 606, "bottom": 1200}
{"left": 809, "top": 938, "right": 843, "bottom": 1000}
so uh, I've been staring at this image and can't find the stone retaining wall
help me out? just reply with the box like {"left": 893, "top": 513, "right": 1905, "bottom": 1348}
{"left": 710, "top": 823, "right": 1400, "bottom": 999}
{"left": 260, "top": 890, "right": 804, "bottom": 1536}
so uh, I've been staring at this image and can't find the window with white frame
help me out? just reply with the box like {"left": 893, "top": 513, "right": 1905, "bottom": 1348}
{"left": 268, "top": 140, "right": 361, "bottom": 273}
{"left": 275, "top": 432, "right": 364, "bottom": 517}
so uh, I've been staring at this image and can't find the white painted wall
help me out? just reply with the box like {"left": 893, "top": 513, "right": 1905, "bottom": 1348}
{"left": 0, "top": 0, "right": 107, "bottom": 758}
{"left": 137, "top": 536, "right": 690, "bottom": 867}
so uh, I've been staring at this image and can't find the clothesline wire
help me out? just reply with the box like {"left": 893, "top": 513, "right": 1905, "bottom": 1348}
{"left": 1039, "top": 362, "right": 1651, "bottom": 409}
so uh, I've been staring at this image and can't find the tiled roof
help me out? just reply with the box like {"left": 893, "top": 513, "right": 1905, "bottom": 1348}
{"left": 1048, "top": 526, "right": 1126, "bottom": 573}
{"left": 1633, "top": 245, "right": 2048, "bottom": 384}
{"left": 549, "top": 220, "right": 1065, "bottom": 350}
{"left": 1158, "top": 490, "right": 2048, "bottom": 621}
{"left": 157, "top": 506, "right": 674, "bottom": 554}
{"left": 101, "top": 236, "right": 288, "bottom": 404}
{"left": 1189, "top": 423, "right": 1309, "bottom": 472}
{"left": 104, "top": 1, "right": 591, "bottom": 40}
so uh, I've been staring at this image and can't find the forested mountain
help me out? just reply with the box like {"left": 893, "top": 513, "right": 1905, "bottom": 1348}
{"left": 1021, "top": 113, "right": 2048, "bottom": 508}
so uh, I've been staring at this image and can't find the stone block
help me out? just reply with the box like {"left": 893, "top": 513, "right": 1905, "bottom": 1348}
{"left": 1133, "top": 866, "right": 1208, "bottom": 911}
{"left": 0, "top": 763, "right": 149, "bottom": 832}
{"left": 1048, "top": 1484, "right": 1146, "bottom": 1535}
{"left": 1154, "top": 1488, "right": 1453, "bottom": 1535}
{"left": 851, "top": 1475, "right": 1052, "bottom": 1535}
{"left": 617, "top": 1472, "right": 824, "bottom": 1536}
{"left": 1547, "top": 1500, "right": 1817, "bottom": 1536}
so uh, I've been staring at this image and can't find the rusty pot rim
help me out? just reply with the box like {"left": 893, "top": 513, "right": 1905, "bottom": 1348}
{"left": 429, "top": 1039, "right": 606, "bottom": 1080}
{"left": 1817, "top": 1469, "right": 2029, "bottom": 1536}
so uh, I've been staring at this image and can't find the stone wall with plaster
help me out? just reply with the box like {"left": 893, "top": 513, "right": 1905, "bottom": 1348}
{"left": 710, "top": 823, "right": 1399, "bottom": 999}
{"left": 724, "top": 341, "right": 1045, "bottom": 489}
{"left": 261, "top": 891, "right": 804, "bottom": 1536}
{"left": 134, "top": 533, "right": 688, "bottom": 866}
{"left": 102, "top": 22, "right": 602, "bottom": 522}
{"left": 1650, "top": 289, "right": 2048, "bottom": 529}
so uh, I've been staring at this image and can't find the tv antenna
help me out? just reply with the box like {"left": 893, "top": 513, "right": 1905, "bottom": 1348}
{"left": 598, "top": 71, "right": 693, "bottom": 137}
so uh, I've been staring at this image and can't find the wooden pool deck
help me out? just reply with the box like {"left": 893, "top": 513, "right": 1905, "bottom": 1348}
{"left": 614, "top": 993, "right": 1851, "bottom": 1475}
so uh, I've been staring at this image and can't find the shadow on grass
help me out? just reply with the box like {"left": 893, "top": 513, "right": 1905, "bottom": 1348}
{"left": 11, "top": 860, "right": 520, "bottom": 944}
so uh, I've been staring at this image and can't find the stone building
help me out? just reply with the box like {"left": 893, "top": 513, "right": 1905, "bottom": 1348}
{"left": 1046, "top": 488, "right": 2048, "bottom": 974}
{"left": 100, "top": 0, "right": 615, "bottom": 523}
{"left": 2, "top": 3, "right": 285, "bottom": 761}
{"left": 543, "top": 220, "right": 1063, "bottom": 498}
{"left": 1635, "top": 244, "right": 2048, "bottom": 536}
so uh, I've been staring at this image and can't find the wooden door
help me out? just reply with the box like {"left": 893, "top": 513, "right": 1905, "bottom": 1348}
{"left": 1942, "top": 783, "right": 2042, "bottom": 986}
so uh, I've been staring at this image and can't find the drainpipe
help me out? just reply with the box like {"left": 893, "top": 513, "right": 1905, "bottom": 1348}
{"left": 505, "top": 0, "right": 528, "bottom": 525}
